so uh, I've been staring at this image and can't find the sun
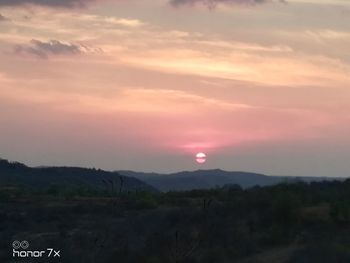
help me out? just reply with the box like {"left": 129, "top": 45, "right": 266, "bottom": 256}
{"left": 196, "top": 152, "right": 206, "bottom": 164}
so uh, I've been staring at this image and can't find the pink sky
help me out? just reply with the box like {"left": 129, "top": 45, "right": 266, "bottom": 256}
{"left": 0, "top": 0, "right": 350, "bottom": 176}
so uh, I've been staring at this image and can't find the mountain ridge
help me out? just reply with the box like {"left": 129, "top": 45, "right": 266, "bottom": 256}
{"left": 0, "top": 158, "right": 344, "bottom": 193}
{"left": 118, "top": 169, "right": 344, "bottom": 192}
{"left": 0, "top": 158, "right": 158, "bottom": 193}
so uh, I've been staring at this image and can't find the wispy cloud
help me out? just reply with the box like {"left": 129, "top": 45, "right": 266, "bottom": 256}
{"left": 0, "top": 0, "right": 94, "bottom": 8}
{"left": 14, "top": 39, "right": 87, "bottom": 59}
{"left": 0, "top": 13, "right": 8, "bottom": 21}
{"left": 169, "top": 0, "right": 284, "bottom": 8}
{"left": 116, "top": 88, "right": 255, "bottom": 112}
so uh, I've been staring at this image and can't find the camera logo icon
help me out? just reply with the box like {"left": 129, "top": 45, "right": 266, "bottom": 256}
{"left": 12, "top": 241, "right": 29, "bottom": 250}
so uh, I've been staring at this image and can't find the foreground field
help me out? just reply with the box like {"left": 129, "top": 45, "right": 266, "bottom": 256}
{"left": 1, "top": 180, "right": 350, "bottom": 263}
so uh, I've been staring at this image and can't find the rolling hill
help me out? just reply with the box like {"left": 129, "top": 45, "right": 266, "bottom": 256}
{"left": 0, "top": 158, "right": 158, "bottom": 193}
{"left": 118, "top": 169, "right": 342, "bottom": 192}
{"left": 0, "top": 158, "right": 342, "bottom": 193}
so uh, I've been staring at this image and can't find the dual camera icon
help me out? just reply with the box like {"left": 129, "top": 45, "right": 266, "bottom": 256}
{"left": 12, "top": 240, "right": 29, "bottom": 250}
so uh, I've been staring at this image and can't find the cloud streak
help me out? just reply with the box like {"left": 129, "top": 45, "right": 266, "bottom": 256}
{"left": 170, "top": 0, "right": 284, "bottom": 8}
{"left": 14, "top": 39, "right": 85, "bottom": 59}
{"left": 0, "top": 13, "right": 8, "bottom": 21}
{"left": 0, "top": 0, "right": 94, "bottom": 8}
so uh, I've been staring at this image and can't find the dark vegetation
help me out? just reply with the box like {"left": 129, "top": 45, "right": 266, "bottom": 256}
{"left": 1, "top": 159, "right": 350, "bottom": 262}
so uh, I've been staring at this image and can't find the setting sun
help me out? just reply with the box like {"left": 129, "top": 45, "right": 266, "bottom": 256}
{"left": 196, "top": 152, "right": 206, "bottom": 164}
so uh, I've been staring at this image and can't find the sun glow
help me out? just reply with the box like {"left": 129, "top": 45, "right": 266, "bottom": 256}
{"left": 196, "top": 152, "right": 206, "bottom": 164}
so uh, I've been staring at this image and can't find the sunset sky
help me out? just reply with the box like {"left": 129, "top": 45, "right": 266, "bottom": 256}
{"left": 1, "top": 0, "right": 350, "bottom": 176}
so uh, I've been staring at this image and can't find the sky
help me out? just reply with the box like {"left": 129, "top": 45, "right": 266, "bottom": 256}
{"left": 0, "top": 0, "right": 350, "bottom": 176}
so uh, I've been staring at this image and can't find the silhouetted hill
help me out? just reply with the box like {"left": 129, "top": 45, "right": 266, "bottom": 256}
{"left": 0, "top": 159, "right": 158, "bottom": 193}
{"left": 119, "top": 169, "right": 342, "bottom": 192}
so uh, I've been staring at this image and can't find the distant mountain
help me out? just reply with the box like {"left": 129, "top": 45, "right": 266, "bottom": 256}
{"left": 1, "top": 158, "right": 343, "bottom": 194}
{"left": 0, "top": 159, "right": 158, "bottom": 193}
{"left": 118, "top": 169, "right": 343, "bottom": 192}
